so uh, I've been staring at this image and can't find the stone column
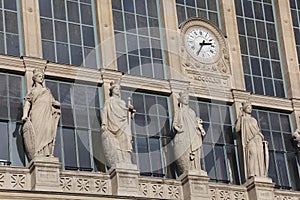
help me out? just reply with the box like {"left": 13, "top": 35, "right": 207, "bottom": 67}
{"left": 245, "top": 177, "right": 275, "bottom": 200}
{"left": 109, "top": 163, "right": 139, "bottom": 196}
{"left": 179, "top": 170, "right": 210, "bottom": 200}
{"left": 219, "top": 0, "right": 245, "bottom": 91}
{"left": 29, "top": 157, "right": 61, "bottom": 191}
{"left": 95, "top": 0, "right": 117, "bottom": 70}
{"left": 159, "top": 0, "right": 182, "bottom": 80}
{"left": 20, "top": 0, "right": 43, "bottom": 58}
{"left": 274, "top": 0, "right": 300, "bottom": 99}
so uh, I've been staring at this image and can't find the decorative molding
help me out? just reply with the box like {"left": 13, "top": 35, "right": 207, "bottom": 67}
{"left": 209, "top": 184, "right": 248, "bottom": 200}
{"left": 94, "top": 179, "right": 108, "bottom": 194}
{"left": 0, "top": 174, "right": 4, "bottom": 188}
{"left": 11, "top": 174, "right": 26, "bottom": 189}
{"left": 0, "top": 55, "right": 24, "bottom": 73}
{"left": 250, "top": 94, "right": 293, "bottom": 111}
{"left": 76, "top": 178, "right": 90, "bottom": 192}
{"left": 60, "top": 177, "right": 72, "bottom": 191}
{"left": 190, "top": 83, "right": 233, "bottom": 102}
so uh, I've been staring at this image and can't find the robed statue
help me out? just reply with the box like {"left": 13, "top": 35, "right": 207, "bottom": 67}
{"left": 101, "top": 81, "right": 135, "bottom": 167}
{"left": 172, "top": 91, "right": 206, "bottom": 175}
{"left": 22, "top": 69, "right": 61, "bottom": 160}
{"left": 235, "top": 101, "right": 269, "bottom": 179}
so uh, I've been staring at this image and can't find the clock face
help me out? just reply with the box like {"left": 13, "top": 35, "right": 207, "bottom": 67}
{"left": 186, "top": 28, "right": 218, "bottom": 62}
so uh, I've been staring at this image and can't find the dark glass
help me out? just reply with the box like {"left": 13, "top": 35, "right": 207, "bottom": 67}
{"left": 261, "top": 59, "right": 271, "bottom": 77}
{"left": 290, "top": 0, "right": 297, "bottom": 9}
{"left": 264, "top": 4, "right": 274, "bottom": 22}
{"left": 274, "top": 80, "right": 285, "bottom": 98}
{"left": 273, "top": 131, "right": 284, "bottom": 151}
{"left": 71, "top": 45, "right": 83, "bottom": 66}
{"left": 74, "top": 85, "right": 86, "bottom": 106}
{"left": 59, "top": 83, "right": 72, "bottom": 104}
{"left": 0, "top": 122, "right": 8, "bottom": 160}
{"left": 128, "top": 55, "right": 140, "bottom": 75}
{"left": 67, "top": 1, "right": 79, "bottom": 23}
{"left": 134, "top": 114, "right": 147, "bottom": 134}
{"left": 6, "top": 34, "right": 19, "bottom": 56}
{"left": 186, "top": 7, "right": 196, "bottom": 19}
{"left": 243, "top": 0, "right": 253, "bottom": 18}
{"left": 257, "top": 111, "right": 270, "bottom": 130}
{"left": 245, "top": 19, "right": 256, "bottom": 37}
{"left": 145, "top": 95, "right": 156, "bottom": 115}
{"left": 176, "top": 0, "right": 184, "bottom": 4}
{"left": 262, "top": 130, "right": 272, "bottom": 150}
{"left": 4, "top": 0, "right": 16, "bottom": 11}
{"left": 136, "top": 0, "right": 146, "bottom": 15}
{"left": 244, "top": 75, "right": 253, "bottom": 92}
{"left": 137, "top": 136, "right": 151, "bottom": 173}
{"left": 237, "top": 17, "right": 245, "bottom": 35}
{"left": 291, "top": 10, "right": 299, "bottom": 27}
{"left": 77, "top": 130, "right": 91, "bottom": 169}
{"left": 215, "top": 145, "right": 228, "bottom": 181}
{"left": 283, "top": 133, "right": 294, "bottom": 152}
{"left": 139, "top": 37, "right": 150, "bottom": 57}
{"left": 264, "top": 78, "right": 274, "bottom": 96}
{"left": 8, "top": 76, "right": 21, "bottom": 98}
{"left": 55, "top": 21, "right": 67, "bottom": 42}
{"left": 56, "top": 42, "right": 69, "bottom": 64}
{"left": 113, "top": 11, "right": 124, "bottom": 31}
{"left": 132, "top": 94, "right": 145, "bottom": 113}
{"left": 276, "top": 153, "right": 289, "bottom": 187}
{"left": 82, "top": 26, "right": 95, "bottom": 47}
{"left": 147, "top": 0, "right": 158, "bottom": 17}
{"left": 248, "top": 37, "right": 258, "bottom": 56}
{"left": 250, "top": 57, "right": 261, "bottom": 76}
{"left": 199, "top": 102, "right": 209, "bottom": 122}
{"left": 254, "top": 2, "right": 263, "bottom": 20}
{"left": 125, "top": 13, "right": 136, "bottom": 32}
{"left": 45, "top": 80, "right": 58, "bottom": 100}
{"left": 266, "top": 23, "right": 276, "bottom": 40}
{"left": 117, "top": 53, "right": 128, "bottom": 73}
{"left": 152, "top": 40, "right": 162, "bottom": 59}
{"left": 210, "top": 105, "right": 221, "bottom": 124}
{"left": 212, "top": 124, "right": 223, "bottom": 144}
{"left": 280, "top": 114, "right": 291, "bottom": 132}
{"left": 84, "top": 47, "right": 97, "bottom": 68}
{"left": 239, "top": 36, "right": 248, "bottom": 54}
{"left": 80, "top": 3, "right": 93, "bottom": 25}
{"left": 268, "top": 152, "right": 279, "bottom": 185}
{"left": 234, "top": 0, "right": 243, "bottom": 16}
{"left": 62, "top": 128, "right": 77, "bottom": 168}
{"left": 287, "top": 152, "right": 300, "bottom": 190}
{"left": 153, "top": 59, "right": 164, "bottom": 79}
{"left": 123, "top": 0, "right": 134, "bottom": 12}
{"left": 89, "top": 108, "right": 101, "bottom": 130}
{"left": 270, "top": 113, "right": 280, "bottom": 131}
{"left": 115, "top": 32, "right": 126, "bottom": 52}
{"left": 253, "top": 76, "right": 264, "bottom": 95}
{"left": 148, "top": 116, "right": 159, "bottom": 136}
{"left": 223, "top": 125, "right": 233, "bottom": 144}
{"left": 149, "top": 18, "right": 160, "bottom": 38}
{"left": 271, "top": 61, "right": 282, "bottom": 79}
{"left": 203, "top": 144, "right": 216, "bottom": 180}
{"left": 256, "top": 21, "right": 266, "bottom": 39}
{"left": 0, "top": 11, "right": 3, "bottom": 32}
{"left": 220, "top": 106, "right": 231, "bottom": 125}
{"left": 269, "top": 41, "right": 279, "bottom": 60}
{"left": 186, "top": 0, "right": 195, "bottom": 7}
{"left": 86, "top": 87, "right": 99, "bottom": 108}
{"left": 208, "top": 12, "right": 218, "bottom": 27}
{"left": 41, "top": 18, "right": 54, "bottom": 40}
{"left": 208, "top": 0, "right": 217, "bottom": 10}
{"left": 61, "top": 104, "right": 74, "bottom": 127}
{"left": 196, "top": 0, "right": 206, "bottom": 9}
{"left": 226, "top": 146, "right": 239, "bottom": 184}
{"left": 69, "top": 23, "right": 81, "bottom": 45}
{"left": 137, "top": 16, "right": 148, "bottom": 35}
{"left": 258, "top": 39, "right": 269, "bottom": 58}
{"left": 5, "top": 11, "right": 18, "bottom": 34}
{"left": 0, "top": 74, "right": 7, "bottom": 96}
{"left": 53, "top": 0, "right": 66, "bottom": 20}
{"left": 112, "top": 0, "right": 122, "bottom": 10}
{"left": 53, "top": 129, "right": 62, "bottom": 161}
{"left": 157, "top": 97, "right": 168, "bottom": 116}
{"left": 176, "top": 5, "right": 186, "bottom": 25}
{"left": 39, "top": 0, "right": 52, "bottom": 18}
{"left": 198, "top": 9, "right": 207, "bottom": 20}
{"left": 0, "top": 97, "right": 8, "bottom": 119}
{"left": 42, "top": 41, "right": 55, "bottom": 62}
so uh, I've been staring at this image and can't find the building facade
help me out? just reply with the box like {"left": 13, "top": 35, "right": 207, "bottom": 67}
{"left": 0, "top": 0, "right": 300, "bottom": 199}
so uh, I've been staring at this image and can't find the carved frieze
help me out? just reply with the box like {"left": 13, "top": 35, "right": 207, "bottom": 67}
{"left": 11, "top": 174, "right": 26, "bottom": 189}
{"left": 95, "top": 179, "right": 108, "bottom": 194}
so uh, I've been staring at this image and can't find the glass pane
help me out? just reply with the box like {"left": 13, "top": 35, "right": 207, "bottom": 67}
{"left": 63, "top": 128, "right": 77, "bottom": 169}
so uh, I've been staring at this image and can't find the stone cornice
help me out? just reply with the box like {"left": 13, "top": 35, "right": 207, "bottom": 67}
{"left": 190, "top": 83, "right": 233, "bottom": 102}
{"left": 0, "top": 55, "right": 24, "bottom": 73}
{"left": 291, "top": 98, "right": 300, "bottom": 111}
{"left": 100, "top": 68, "right": 123, "bottom": 84}
{"left": 250, "top": 94, "right": 293, "bottom": 112}
{"left": 169, "top": 79, "right": 190, "bottom": 94}
{"left": 23, "top": 56, "right": 47, "bottom": 71}
{"left": 46, "top": 62, "right": 102, "bottom": 84}
{"left": 232, "top": 89, "right": 251, "bottom": 102}
{"left": 121, "top": 74, "right": 171, "bottom": 95}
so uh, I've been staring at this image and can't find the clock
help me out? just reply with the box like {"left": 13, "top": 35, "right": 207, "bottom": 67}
{"left": 185, "top": 27, "right": 219, "bottom": 62}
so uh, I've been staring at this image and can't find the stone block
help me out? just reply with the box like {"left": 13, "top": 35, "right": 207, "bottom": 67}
{"left": 245, "top": 176, "right": 274, "bottom": 200}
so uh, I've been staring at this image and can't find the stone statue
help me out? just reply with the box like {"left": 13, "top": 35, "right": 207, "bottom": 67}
{"left": 101, "top": 81, "right": 135, "bottom": 167}
{"left": 22, "top": 69, "right": 61, "bottom": 160}
{"left": 235, "top": 101, "right": 269, "bottom": 179}
{"left": 172, "top": 91, "right": 206, "bottom": 175}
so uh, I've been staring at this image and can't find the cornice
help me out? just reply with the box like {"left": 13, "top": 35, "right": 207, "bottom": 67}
{"left": 0, "top": 55, "right": 24, "bottom": 72}
{"left": 250, "top": 94, "right": 293, "bottom": 111}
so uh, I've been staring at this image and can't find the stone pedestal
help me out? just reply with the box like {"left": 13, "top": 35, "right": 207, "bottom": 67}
{"left": 179, "top": 170, "right": 210, "bottom": 200}
{"left": 109, "top": 163, "right": 139, "bottom": 196}
{"left": 29, "top": 156, "right": 61, "bottom": 191}
{"left": 245, "top": 177, "right": 274, "bottom": 200}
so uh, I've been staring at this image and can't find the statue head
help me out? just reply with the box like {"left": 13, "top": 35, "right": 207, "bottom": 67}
{"left": 109, "top": 80, "right": 121, "bottom": 96}
{"left": 242, "top": 100, "right": 252, "bottom": 114}
{"left": 178, "top": 90, "right": 189, "bottom": 106}
{"left": 32, "top": 68, "right": 45, "bottom": 85}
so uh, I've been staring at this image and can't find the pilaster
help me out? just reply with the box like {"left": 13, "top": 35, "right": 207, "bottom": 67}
{"left": 245, "top": 177, "right": 274, "bottom": 200}
{"left": 95, "top": 0, "right": 117, "bottom": 70}
{"left": 179, "top": 170, "right": 210, "bottom": 200}
{"left": 219, "top": 0, "right": 245, "bottom": 91}
{"left": 29, "top": 156, "right": 61, "bottom": 191}
{"left": 274, "top": 0, "right": 300, "bottom": 99}
{"left": 20, "top": 0, "right": 42, "bottom": 57}
{"left": 159, "top": 0, "right": 182, "bottom": 79}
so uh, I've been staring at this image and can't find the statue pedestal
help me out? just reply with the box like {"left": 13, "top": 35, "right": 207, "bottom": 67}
{"left": 29, "top": 156, "right": 61, "bottom": 191}
{"left": 244, "top": 177, "right": 274, "bottom": 200}
{"left": 109, "top": 163, "right": 139, "bottom": 196}
{"left": 179, "top": 170, "right": 210, "bottom": 200}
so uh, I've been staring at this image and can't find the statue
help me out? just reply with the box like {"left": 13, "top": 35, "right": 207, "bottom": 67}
{"left": 101, "top": 81, "right": 135, "bottom": 167}
{"left": 235, "top": 101, "right": 269, "bottom": 179}
{"left": 22, "top": 69, "right": 61, "bottom": 160}
{"left": 172, "top": 91, "right": 206, "bottom": 175}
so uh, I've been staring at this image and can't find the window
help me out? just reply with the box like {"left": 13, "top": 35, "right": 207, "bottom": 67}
{"left": 189, "top": 99, "right": 240, "bottom": 184}
{"left": 121, "top": 90, "right": 171, "bottom": 177}
{"left": 0, "top": 72, "right": 25, "bottom": 166}
{"left": 252, "top": 109, "right": 300, "bottom": 190}
{"left": 45, "top": 80, "right": 103, "bottom": 172}
{"left": 176, "top": 0, "right": 220, "bottom": 28}
{"left": 112, "top": 0, "right": 165, "bottom": 79}
{"left": 39, "top": 0, "right": 98, "bottom": 68}
{"left": 235, "top": 0, "right": 286, "bottom": 98}
{"left": 290, "top": 0, "right": 300, "bottom": 69}
{"left": 0, "top": 0, "right": 21, "bottom": 56}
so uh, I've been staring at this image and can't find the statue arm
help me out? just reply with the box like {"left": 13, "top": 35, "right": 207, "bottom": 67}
{"left": 196, "top": 117, "right": 206, "bottom": 136}
{"left": 235, "top": 111, "right": 243, "bottom": 133}
{"left": 101, "top": 102, "right": 108, "bottom": 132}
{"left": 22, "top": 100, "right": 31, "bottom": 121}
{"left": 173, "top": 111, "right": 183, "bottom": 133}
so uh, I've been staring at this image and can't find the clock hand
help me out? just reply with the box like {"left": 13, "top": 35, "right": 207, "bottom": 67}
{"left": 196, "top": 40, "right": 205, "bottom": 55}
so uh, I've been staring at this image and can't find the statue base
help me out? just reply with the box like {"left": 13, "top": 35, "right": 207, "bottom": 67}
{"left": 29, "top": 156, "right": 61, "bottom": 191}
{"left": 109, "top": 163, "right": 139, "bottom": 196}
{"left": 244, "top": 176, "right": 274, "bottom": 200}
{"left": 179, "top": 170, "right": 210, "bottom": 200}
